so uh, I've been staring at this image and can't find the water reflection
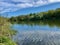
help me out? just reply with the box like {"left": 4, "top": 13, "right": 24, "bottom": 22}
{"left": 14, "top": 31, "right": 60, "bottom": 45}
{"left": 12, "top": 20, "right": 60, "bottom": 31}
{"left": 12, "top": 20, "right": 60, "bottom": 45}
{"left": 12, "top": 20, "right": 60, "bottom": 27}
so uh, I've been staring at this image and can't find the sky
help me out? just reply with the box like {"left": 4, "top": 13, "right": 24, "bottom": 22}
{"left": 0, "top": 0, "right": 60, "bottom": 17}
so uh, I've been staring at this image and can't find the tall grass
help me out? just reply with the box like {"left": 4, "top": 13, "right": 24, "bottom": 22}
{"left": 0, "top": 16, "right": 17, "bottom": 45}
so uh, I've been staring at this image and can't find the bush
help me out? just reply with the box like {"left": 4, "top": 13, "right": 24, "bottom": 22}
{"left": 0, "top": 36, "right": 17, "bottom": 45}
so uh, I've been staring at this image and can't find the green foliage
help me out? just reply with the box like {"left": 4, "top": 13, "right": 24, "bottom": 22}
{"left": 9, "top": 8, "right": 60, "bottom": 22}
{"left": 0, "top": 36, "right": 16, "bottom": 45}
{"left": 0, "top": 17, "right": 17, "bottom": 45}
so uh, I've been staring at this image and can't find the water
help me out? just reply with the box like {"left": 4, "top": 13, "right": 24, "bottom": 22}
{"left": 11, "top": 20, "right": 60, "bottom": 45}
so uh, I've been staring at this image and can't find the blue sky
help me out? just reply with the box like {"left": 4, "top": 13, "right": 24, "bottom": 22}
{"left": 0, "top": 0, "right": 60, "bottom": 17}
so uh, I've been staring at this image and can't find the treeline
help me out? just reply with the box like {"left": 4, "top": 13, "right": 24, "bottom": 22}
{"left": 9, "top": 8, "right": 60, "bottom": 22}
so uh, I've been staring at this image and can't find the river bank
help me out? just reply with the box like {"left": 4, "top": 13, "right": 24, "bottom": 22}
{"left": 0, "top": 17, "right": 17, "bottom": 45}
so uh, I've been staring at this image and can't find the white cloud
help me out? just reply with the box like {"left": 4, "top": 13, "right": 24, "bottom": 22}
{"left": 49, "top": 0, "right": 60, "bottom": 3}
{"left": 0, "top": 0, "right": 60, "bottom": 14}
{"left": 12, "top": 0, "right": 31, "bottom": 2}
{"left": 34, "top": 0, "right": 48, "bottom": 6}
{"left": 16, "top": 3, "right": 33, "bottom": 8}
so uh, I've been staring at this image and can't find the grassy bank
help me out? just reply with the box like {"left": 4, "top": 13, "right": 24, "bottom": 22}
{"left": 0, "top": 16, "right": 17, "bottom": 45}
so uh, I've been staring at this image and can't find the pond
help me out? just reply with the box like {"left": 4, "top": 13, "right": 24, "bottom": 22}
{"left": 11, "top": 20, "right": 60, "bottom": 45}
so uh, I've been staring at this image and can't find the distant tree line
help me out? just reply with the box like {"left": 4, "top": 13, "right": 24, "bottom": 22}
{"left": 9, "top": 8, "right": 60, "bottom": 23}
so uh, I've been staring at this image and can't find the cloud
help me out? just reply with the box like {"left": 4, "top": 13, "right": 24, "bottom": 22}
{"left": 0, "top": 0, "right": 60, "bottom": 14}
{"left": 48, "top": 0, "right": 60, "bottom": 3}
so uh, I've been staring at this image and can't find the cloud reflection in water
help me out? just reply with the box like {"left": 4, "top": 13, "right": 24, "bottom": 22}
{"left": 13, "top": 30, "right": 60, "bottom": 45}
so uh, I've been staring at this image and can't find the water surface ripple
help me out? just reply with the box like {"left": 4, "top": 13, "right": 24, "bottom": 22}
{"left": 14, "top": 31, "right": 60, "bottom": 45}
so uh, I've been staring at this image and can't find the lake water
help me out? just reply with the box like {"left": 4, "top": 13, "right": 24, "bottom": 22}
{"left": 11, "top": 21, "right": 60, "bottom": 45}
